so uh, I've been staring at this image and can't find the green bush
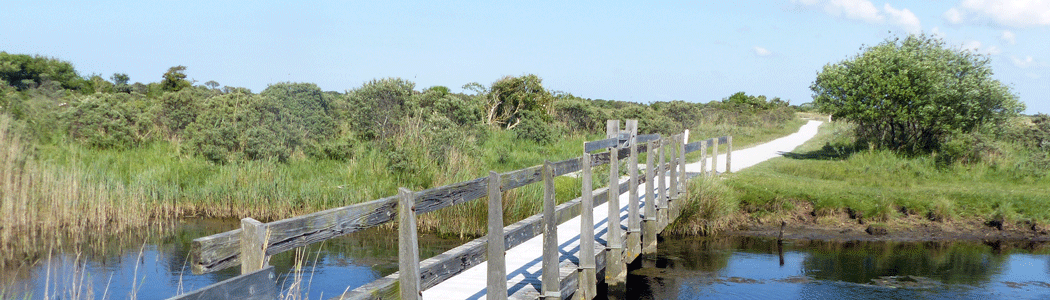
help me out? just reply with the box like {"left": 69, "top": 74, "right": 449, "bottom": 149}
{"left": 184, "top": 92, "right": 296, "bottom": 163}
{"left": 512, "top": 110, "right": 557, "bottom": 144}
{"left": 347, "top": 78, "right": 415, "bottom": 140}
{"left": 158, "top": 89, "right": 204, "bottom": 135}
{"left": 65, "top": 93, "right": 156, "bottom": 149}
{"left": 260, "top": 82, "right": 337, "bottom": 142}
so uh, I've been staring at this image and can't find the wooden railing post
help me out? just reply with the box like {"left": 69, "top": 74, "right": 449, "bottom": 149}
{"left": 669, "top": 136, "right": 678, "bottom": 200}
{"left": 674, "top": 133, "right": 687, "bottom": 220}
{"left": 712, "top": 138, "right": 719, "bottom": 176}
{"left": 398, "top": 188, "right": 421, "bottom": 300}
{"left": 700, "top": 140, "right": 707, "bottom": 177}
{"left": 240, "top": 218, "right": 268, "bottom": 274}
{"left": 657, "top": 138, "right": 668, "bottom": 230}
{"left": 579, "top": 150, "right": 597, "bottom": 299}
{"left": 679, "top": 134, "right": 687, "bottom": 191}
{"left": 541, "top": 161, "right": 559, "bottom": 300}
{"left": 605, "top": 120, "right": 625, "bottom": 288}
{"left": 726, "top": 136, "right": 733, "bottom": 174}
{"left": 642, "top": 139, "right": 658, "bottom": 253}
{"left": 625, "top": 120, "right": 641, "bottom": 261}
{"left": 486, "top": 171, "right": 507, "bottom": 300}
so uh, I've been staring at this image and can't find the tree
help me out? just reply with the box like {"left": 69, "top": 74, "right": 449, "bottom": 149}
{"left": 161, "top": 65, "right": 191, "bottom": 92}
{"left": 485, "top": 74, "right": 553, "bottom": 129}
{"left": 811, "top": 34, "right": 1024, "bottom": 153}
{"left": 204, "top": 80, "right": 219, "bottom": 90}
{"left": 111, "top": 73, "right": 131, "bottom": 93}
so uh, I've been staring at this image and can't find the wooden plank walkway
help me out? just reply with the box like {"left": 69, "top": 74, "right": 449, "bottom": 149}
{"left": 177, "top": 119, "right": 732, "bottom": 300}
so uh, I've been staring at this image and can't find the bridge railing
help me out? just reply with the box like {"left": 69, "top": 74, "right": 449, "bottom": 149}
{"left": 174, "top": 119, "right": 731, "bottom": 299}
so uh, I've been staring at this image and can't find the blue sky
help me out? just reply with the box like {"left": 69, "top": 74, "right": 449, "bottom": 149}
{"left": 2, "top": 0, "right": 1048, "bottom": 113}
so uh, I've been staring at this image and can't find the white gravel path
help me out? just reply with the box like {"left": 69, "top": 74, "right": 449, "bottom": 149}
{"left": 689, "top": 120, "right": 823, "bottom": 174}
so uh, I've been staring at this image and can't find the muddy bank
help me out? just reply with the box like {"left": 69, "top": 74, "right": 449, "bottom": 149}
{"left": 717, "top": 201, "right": 1050, "bottom": 245}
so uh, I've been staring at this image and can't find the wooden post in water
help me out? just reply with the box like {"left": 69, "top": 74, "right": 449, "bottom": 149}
{"left": 605, "top": 120, "right": 626, "bottom": 288}
{"left": 642, "top": 139, "right": 658, "bottom": 253}
{"left": 712, "top": 138, "right": 719, "bottom": 176}
{"left": 625, "top": 120, "right": 641, "bottom": 261}
{"left": 486, "top": 171, "right": 507, "bottom": 300}
{"left": 726, "top": 136, "right": 733, "bottom": 174}
{"left": 240, "top": 218, "right": 268, "bottom": 274}
{"left": 398, "top": 188, "right": 421, "bottom": 300}
{"left": 579, "top": 150, "right": 597, "bottom": 299}
{"left": 541, "top": 161, "right": 559, "bottom": 300}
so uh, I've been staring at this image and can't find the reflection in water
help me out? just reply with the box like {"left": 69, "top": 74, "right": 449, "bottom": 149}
{"left": 627, "top": 236, "right": 1050, "bottom": 300}
{"left": 1, "top": 218, "right": 467, "bottom": 299}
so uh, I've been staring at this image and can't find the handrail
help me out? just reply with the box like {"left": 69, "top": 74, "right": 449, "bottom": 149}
{"left": 177, "top": 118, "right": 732, "bottom": 300}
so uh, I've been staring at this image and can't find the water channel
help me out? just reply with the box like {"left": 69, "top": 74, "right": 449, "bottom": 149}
{"left": 4, "top": 218, "right": 1050, "bottom": 299}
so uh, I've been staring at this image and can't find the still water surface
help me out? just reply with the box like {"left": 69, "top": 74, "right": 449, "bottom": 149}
{"left": 627, "top": 236, "right": 1050, "bottom": 299}
{"left": 4, "top": 219, "right": 1050, "bottom": 299}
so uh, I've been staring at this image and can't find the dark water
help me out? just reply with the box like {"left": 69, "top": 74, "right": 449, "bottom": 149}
{"left": 0, "top": 218, "right": 468, "bottom": 299}
{"left": 626, "top": 236, "right": 1050, "bottom": 299}
{"left": 5, "top": 220, "right": 1050, "bottom": 299}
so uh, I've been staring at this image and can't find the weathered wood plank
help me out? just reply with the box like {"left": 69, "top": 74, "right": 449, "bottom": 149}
{"left": 584, "top": 137, "right": 618, "bottom": 153}
{"left": 718, "top": 136, "right": 729, "bottom": 144}
{"left": 636, "top": 133, "right": 660, "bottom": 144}
{"left": 605, "top": 120, "right": 625, "bottom": 288}
{"left": 578, "top": 147, "right": 597, "bottom": 299}
{"left": 240, "top": 218, "right": 268, "bottom": 274}
{"left": 726, "top": 135, "right": 733, "bottom": 174}
{"left": 398, "top": 188, "right": 421, "bottom": 300}
{"left": 643, "top": 139, "right": 658, "bottom": 254}
{"left": 684, "top": 141, "right": 702, "bottom": 154}
{"left": 542, "top": 161, "right": 560, "bottom": 300}
{"left": 167, "top": 266, "right": 276, "bottom": 300}
{"left": 626, "top": 120, "right": 641, "bottom": 262}
{"left": 191, "top": 194, "right": 399, "bottom": 274}
{"left": 486, "top": 171, "right": 507, "bottom": 300}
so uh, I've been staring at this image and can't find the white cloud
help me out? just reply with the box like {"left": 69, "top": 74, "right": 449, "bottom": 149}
{"left": 951, "top": 0, "right": 1050, "bottom": 27}
{"left": 1013, "top": 55, "right": 1035, "bottom": 68}
{"left": 962, "top": 40, "right": 983, "bottom": 52}
{"left": 825, "top": 0, "right": 883, "bottom": 23}
{"left": 884, "top": 3, "right": 922, "bottom": 33}
{"left": 962, "top": 40, "right": 1002, "bottom": 55}
{"left": 943, "top": 7, "right": 965, "bottom": 24}
{"left": 754, "top": 47, "right": 773, "bottom": 56}
{"left": 930, "top": 26, "right": 946, "bottom": 37}
{"left": 799, "top": 1, "right": 924, "bottom": 32}
{"left": 1000, "top": 30, "right": 1016, "bottom": 44}
{"left": 986, "top": 45, "right": 1002, "bottom": 55}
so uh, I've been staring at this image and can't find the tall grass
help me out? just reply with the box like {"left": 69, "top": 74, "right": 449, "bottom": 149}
{"left": 1, "top": 114, "right": 167, "bottom": 269}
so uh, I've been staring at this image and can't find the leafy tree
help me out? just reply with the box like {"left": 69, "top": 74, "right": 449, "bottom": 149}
{"left": 111, "top": 73, "right": 131, "bottom": 93}
{"left": 0, "top": 52, "right": 86, "bottom": 91}
{"left": 811, "top": 34, "right": 1024, "bottom": 153}
{"left": 485, "top": 74, "right": 553, "bottom": 129}
{"left": 161, "top": 65, "right": 191, "bottom": 92}
{"left": 204, "top": 80, "right": 220, "bottom": 90}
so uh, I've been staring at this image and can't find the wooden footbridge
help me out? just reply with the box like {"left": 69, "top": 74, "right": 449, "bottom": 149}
{"left": 173, "top": 119, "right": 732, "bottom": 300}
